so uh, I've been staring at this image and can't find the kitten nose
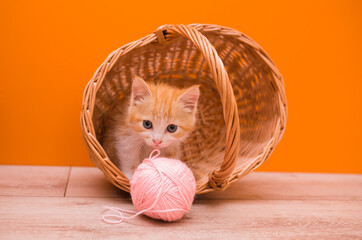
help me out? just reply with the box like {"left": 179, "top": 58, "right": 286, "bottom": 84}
{"left": 152, "top": 139, "right": 162, "bottom": 145}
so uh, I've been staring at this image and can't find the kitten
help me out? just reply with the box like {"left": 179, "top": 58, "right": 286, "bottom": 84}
{"left": 102, "top": 76, "right": 200, "bottom": 179}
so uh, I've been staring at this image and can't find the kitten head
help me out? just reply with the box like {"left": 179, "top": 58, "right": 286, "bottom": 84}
{"left": 127, "top": 76, "right": 200, "bottom": 149}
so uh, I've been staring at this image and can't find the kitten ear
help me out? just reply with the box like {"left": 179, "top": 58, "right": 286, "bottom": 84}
{"left": 131, "top": 76, "right": 152, "bottom": 104}
{"left": 177, "top": 85, "right": 200, "bottom": 112}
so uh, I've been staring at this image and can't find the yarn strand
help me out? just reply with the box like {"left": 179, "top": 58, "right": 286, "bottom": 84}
{"left": 102, "top": 149, "right": 184, "bottom": 224}
{"left": 102, "top": 149, "right": 195, "bottom": 223}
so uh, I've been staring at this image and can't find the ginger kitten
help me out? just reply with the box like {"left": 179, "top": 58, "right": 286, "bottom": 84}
{"left": 102, "top": 76, "right": 200, "bottom": 179}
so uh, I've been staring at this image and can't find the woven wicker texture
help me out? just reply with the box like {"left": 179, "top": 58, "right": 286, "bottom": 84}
{"left": 81, "top": 24, "right": 287, "bottom": 194}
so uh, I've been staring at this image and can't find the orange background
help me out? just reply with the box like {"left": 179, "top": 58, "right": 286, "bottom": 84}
{"left": 0, "top": 0, "right": 361, "bottom": 173}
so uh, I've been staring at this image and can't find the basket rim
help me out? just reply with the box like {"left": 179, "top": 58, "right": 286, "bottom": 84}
{"left": 80, "top": 23, "right": 287, "bottom": 194}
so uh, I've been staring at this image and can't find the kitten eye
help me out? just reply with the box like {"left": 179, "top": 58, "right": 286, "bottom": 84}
{"left": 143, "top": 120, "right": 152, "bottom": 129}
{"left": 167, "top": 124, "right": 177, "bottom": 133}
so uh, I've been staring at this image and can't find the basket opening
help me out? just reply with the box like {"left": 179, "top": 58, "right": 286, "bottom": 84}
{"left": 91, "top": 32, "right": 280, "bottom": 186}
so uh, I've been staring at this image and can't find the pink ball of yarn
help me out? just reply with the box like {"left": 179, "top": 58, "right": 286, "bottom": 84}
{"left": 130, "top": 150, "right": 196, "bottom": 222}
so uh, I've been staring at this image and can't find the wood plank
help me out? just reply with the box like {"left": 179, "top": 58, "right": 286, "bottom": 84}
{"left": 200, "top": 172, "right": 362, "bottom": 200}
{"left": 66, "top": 167, "right": 129, "bottom": 198}
{"left": 0, "top": 197, "right": 361, "bottom": 239}
{"left": 66, "top": 167, "right": 362, "bottom": 200}
{"left": 0, "top": 165, "right": 69, "bottom": 197}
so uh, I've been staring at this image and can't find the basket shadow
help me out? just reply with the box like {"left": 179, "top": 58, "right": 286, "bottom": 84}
{"left": 195, "top": 171, "right": 279, "bottom": 201}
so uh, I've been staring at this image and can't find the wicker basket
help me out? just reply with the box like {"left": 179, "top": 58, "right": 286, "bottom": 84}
{"left": 80, "top": 23, "right": 287, "bottom": 194}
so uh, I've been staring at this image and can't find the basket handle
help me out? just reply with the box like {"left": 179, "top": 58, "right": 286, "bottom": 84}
{"left": 157, "top": 24, "right": 241, "bottom": 190}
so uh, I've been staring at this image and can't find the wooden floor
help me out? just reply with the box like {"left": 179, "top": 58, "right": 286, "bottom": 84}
{"left": 0, "top": 165, "right": 361, "bottom": 240}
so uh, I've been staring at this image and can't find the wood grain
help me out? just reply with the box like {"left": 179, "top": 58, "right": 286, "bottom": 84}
{"left": 0, "top": 197, "right": 361, "bottom": 240}
{"left": 1, "top": 165, "right": 361, "bottom": 239}
{"left": 200, "top": 172, "right": 362, "bottom": 200}
{"left": 66, "top": 167, "right": 362, "bottom": 200}
{"left": 65, "top": 167, "right": 129, "bottom": 198}
{"left": 0, "top": 165, "right": 69, "bottom": 197}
